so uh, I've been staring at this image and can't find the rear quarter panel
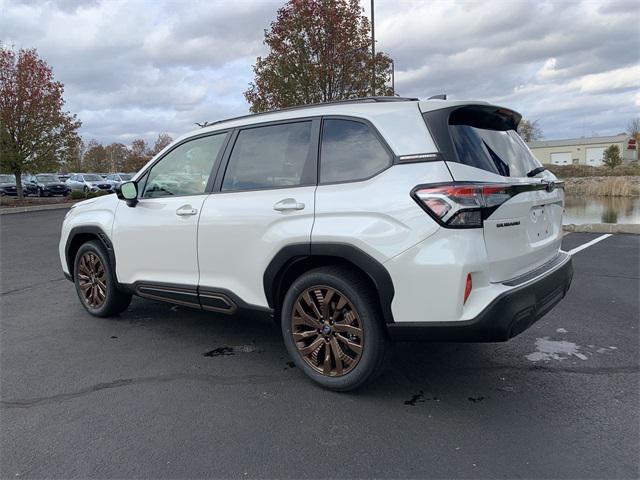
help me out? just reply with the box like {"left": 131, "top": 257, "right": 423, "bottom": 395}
{"left": 312, "top": 162, "right": 452, "bottom": 263}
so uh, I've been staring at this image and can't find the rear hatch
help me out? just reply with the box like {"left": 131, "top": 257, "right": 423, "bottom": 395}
{"left": 422, "top": 104, "right": 564, "bottom": 282}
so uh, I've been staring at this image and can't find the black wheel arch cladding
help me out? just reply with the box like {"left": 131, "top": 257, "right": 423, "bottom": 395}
{"left": 264, "top": 243, "right": 396, "bottom": 324}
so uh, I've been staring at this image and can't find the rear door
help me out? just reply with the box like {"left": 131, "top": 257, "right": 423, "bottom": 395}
{"left": 197, "top": 119, "right": 319, "bottom": 310}
{"left": 424, "top": 105, "right": 564, "bottom": 282}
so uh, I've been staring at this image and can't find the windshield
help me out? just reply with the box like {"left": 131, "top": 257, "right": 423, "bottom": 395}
{"left": 83, "top": 174, "right": 103, "bottom": 181}
{"left": 0, "top": 175, "right": 14, "bottom": 183}
{"left": 36, "top": 174, "right": 60, "bottom": 182}
{"left": 449, "top": 125, "right": 541, "bottom": 178}
{"left": 119, "top": 174, "right": 133, "bottom": 180}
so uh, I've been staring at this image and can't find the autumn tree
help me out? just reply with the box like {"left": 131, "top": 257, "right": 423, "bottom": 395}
{"left": 626, "top": 117, "right": 640, "bottom": 139}
{"left": 124, "top": 138, "right": 150, "bottom": 172}
{"left": 602, "top": 145, "right": 622, "bottom": 169}
{"left": 0, "top": 47, "right": 81, "bottom": 198}
{"left": 82, "top": 139, "right": 110, "bottom": 172}
{"left": 61, "top": 137, "right": 84, "bottom": 172}
{"left": 105, "top": 142, "right": 129, "bottom": 172}
{"left": 518, "top": 118, "right": 543, "bottom": 142}
{"left": 244, "top": 0, "right": 393, "bottom": 112}
{"left": 150, "top": 133, "right": 173, "bottom": 156}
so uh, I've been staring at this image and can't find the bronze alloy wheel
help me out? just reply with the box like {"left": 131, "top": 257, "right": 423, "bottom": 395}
{"left": 77, "top": 251, "right": 107, "bottom": 309}
{"left": 291, "top": 285, "right": 364, "bottom": 377}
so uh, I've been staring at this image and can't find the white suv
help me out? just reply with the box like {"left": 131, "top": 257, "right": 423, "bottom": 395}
{"left": 59, "top": 97, "right": 573, "bottom": 390}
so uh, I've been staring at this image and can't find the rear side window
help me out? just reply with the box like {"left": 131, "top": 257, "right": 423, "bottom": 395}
{"left": 447, "top": 107, "right": 542, "bottom": 178}
{"left": 320, "top": 119, "right": 392, "bottom": 183}
{"left": 222, "top": 122, "right": 314, "bottom": 191}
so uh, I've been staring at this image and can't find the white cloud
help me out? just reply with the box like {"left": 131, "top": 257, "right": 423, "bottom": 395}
{"left": 1, "top": 0, "right": 637, "bottom": 144}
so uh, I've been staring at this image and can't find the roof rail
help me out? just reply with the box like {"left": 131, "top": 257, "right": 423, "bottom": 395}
{"left": 199, "top": 96, "right": 421, "bottom": 128}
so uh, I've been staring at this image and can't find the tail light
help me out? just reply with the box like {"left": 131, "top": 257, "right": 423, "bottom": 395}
{"left": 412, "top": 183, "right": 516, "bottom": 228}
{"left": 464, "top": 273, "right": 473, "bottom": 304}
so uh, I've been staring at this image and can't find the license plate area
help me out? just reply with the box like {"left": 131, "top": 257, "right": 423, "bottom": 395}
{"left": 527, "top": 205, "right": 553, "bottom": 243}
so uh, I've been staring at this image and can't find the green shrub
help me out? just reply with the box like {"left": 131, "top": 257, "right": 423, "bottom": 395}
{"left": 69, "top": 190, "right": 86, "bottom": 199}
{"left": 602, "top": 145, "right": 623, "bottom": 169}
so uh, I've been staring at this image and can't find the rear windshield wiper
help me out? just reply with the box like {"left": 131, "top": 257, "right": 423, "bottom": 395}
{"left": 526, "top": 166, "right": 546, "bottom": 177}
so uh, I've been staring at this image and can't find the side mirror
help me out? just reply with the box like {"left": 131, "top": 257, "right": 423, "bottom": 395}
{"left": 117, "top": 181, "right": 138, "bottom": 207}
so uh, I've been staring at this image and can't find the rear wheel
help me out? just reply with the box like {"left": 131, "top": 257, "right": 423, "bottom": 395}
{"left": 74, "top": 240, "right": 131, "bottom": 317}
{"left": 281, "top": 266, "right": 387, "bottom": 391}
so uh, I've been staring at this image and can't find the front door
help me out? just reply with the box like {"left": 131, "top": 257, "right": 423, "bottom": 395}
{"left": 197, "top": 119, "right": 319, "bottom": 311}
{"left": 111, "top": 132, "right": 229, "bottom": 301}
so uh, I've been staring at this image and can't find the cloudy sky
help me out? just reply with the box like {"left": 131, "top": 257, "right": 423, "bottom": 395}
{"left": 1, "top": 0, "right": 638, "bottom": 145}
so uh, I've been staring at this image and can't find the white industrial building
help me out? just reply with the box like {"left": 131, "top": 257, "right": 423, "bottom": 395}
{"left": 527, "top": 134, "right": 637, "bottom": 166}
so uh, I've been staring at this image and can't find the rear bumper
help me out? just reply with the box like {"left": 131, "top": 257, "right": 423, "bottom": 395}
{"left": 387, "top": 252, "right": 573, "bottom": 342}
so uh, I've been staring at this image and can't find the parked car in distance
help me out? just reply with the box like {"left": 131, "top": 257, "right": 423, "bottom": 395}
{"left": 24, "top": 173, "right": 70, "bottom": 196}
{"left": 0, "top": 174, "right": 26, "bottom": 196}
{"left": 57, "top": 173, "right": 71, "bottom": 182}
{"left": 105, "top": 173, "right": 134, "bottom": 187}
{"left": 66, "top": 173, "right": 115, "bottom": 193}
{"left": 60, "top": 97, "right": 573, "bottom": 391}
{"left": 21, "top": 175, "right": 40, "bottom": 196}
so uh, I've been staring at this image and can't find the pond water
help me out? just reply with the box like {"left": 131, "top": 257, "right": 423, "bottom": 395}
{"left": 564, "top": 195, "right": 640, "bottom": 225}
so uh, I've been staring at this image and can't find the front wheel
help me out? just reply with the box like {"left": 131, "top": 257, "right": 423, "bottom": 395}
{"left": 73, "top": 240, "right": 132, "bottom": 317}
{"left": 281, "top": 266, "right": 387, "bottom": 391}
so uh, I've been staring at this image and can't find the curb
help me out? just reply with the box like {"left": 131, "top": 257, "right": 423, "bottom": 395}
{"left": 0, "top": 203, "right": 73, "bottom": 215}
{"left": 563, "top": 223, "right": 640, "bottom": 234}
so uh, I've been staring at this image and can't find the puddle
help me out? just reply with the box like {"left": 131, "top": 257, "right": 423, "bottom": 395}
{"left": 526, "top": 337, "right": 618, "bottom": 362}
{"left": 526, "top": 337, "right": 587, "bottom": 362}
{"left": 468, "top": 396, "right": 485, "bottom": 403}
{"left": 404, "top": 391, "right": 425, "bottom": 406}
{"left": 404, "top": 391, "right": 440, "bottom": 406}
{"left": 203, "top": 347, "right": 235, "bottom": 357}
{"left": 202, "top": 345, "right": 257, "bottom": 357}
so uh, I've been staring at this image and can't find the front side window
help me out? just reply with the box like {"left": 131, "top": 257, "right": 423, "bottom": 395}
{"left": 142, "top": 133, "right": 227, "bottom": 198}
{"left": 222, "top": 121, "right": 313, "bottom": 192}
{"left": 320, "top": 119, "right": 392, "bottom": 183}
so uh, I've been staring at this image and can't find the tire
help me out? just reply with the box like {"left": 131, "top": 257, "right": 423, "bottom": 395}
{"left": 73, "top": 240, "right": 132, "bottom": 317}
{"left": 281, "top": 266, "right": 387, "bottom": 391}
{"left": 38, "top": 188, "right": 45, "bottom": 197}
{"left": 83, "top": 186, "right": 88, "bottom": 193}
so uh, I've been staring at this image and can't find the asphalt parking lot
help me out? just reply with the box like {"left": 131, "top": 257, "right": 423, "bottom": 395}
{"left": 1, "top": 209, "right": 638, "bottom": 479}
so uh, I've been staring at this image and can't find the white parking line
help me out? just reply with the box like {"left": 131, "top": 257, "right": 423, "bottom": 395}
{"left": 567, "top": 234, "right": 613, "bottom": 256}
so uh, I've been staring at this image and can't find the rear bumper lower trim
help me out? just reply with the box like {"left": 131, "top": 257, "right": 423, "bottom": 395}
{"left": 387, "top": 252, "right": 573, "bottom": 342}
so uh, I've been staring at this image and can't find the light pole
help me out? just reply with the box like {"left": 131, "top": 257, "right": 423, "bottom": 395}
{"left": 391, "top": 59, "right": 395, "bottom": 96}
{"left": 371, "top": 0, "right": 375, "bottom": 96}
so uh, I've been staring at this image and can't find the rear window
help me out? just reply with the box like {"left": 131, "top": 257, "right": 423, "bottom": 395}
{"left": 320, "top": 119, "right": 391, "bottom": 183}
{"left": 427, "top": 106, "right": 542, "bottom": 178}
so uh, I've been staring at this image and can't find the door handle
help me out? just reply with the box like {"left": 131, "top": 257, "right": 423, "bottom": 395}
{"left": 176, "top": 205, "right": 198, "bottom": 216}
{"left": 273, "top": 198, "right": 305, "bottom": 212}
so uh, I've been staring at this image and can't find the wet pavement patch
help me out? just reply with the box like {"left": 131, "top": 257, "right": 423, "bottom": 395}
{"left": 283, "top": 361, "right": 296, "bottom": 370}
{"left": 203, "top": 347, "right": 235, "bottom": 357}
{"left": 404, "top": 391, "right": 425, "bottom": 406}
{"left": 468, "top": 396, "right": 486, "bottom": 403}
{"left": 404, "top": 391, "right": 440, "bottom": 406}
{"left": 110, "top": 336, "right": 118, "bottom": 339}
